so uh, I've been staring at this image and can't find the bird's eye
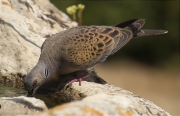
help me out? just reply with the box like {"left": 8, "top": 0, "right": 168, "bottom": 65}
{"left": 32, "top": 80, "right": 37, "bottom": 87}
{"left": 44, "top": 67, "right": 50, "bottom": 78}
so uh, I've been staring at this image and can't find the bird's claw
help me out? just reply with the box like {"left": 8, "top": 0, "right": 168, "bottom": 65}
{"left": 67, "top": 72, "right": 89, "bottom": 86}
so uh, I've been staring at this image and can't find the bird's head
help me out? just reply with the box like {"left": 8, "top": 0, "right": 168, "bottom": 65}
{"left": 24, "top": 62, "right": 51, "bottom": 95}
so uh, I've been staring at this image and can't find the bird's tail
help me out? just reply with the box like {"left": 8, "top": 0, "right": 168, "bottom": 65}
{"left": 114, "top": 19, "right": 168, "bottom": 37}
{"left": 134, "top": 29, "right": 168, "bottom": 37}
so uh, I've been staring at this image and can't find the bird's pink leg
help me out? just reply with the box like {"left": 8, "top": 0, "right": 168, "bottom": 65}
{"left": 68, "top": 73, "right": 89, "bottom": 86}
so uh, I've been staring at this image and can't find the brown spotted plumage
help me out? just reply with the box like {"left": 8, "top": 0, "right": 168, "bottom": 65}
{"left": 24, "top": 19, "right": 168, "bottom": 94}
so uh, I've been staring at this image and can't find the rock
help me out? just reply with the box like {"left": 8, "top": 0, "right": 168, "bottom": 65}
{"left": 0, "top": 92, "right": 170, "bottom": 116}
{"left": 45, "top": 82, "right": 130, "bottom": 104}
{"left": 34, "top": 82, "right": 171, "bottom": 116}
{"left": 0, "top": 96, "right": 47, "bottom": 115}
{"left": 47, "top": 93, "right": 171, "bottom": 116}
{"left": 0, "top": 0, "right": 77, "bottom": 87}
{"left": 27, "top": 93, "right": 171, "bottom": 116}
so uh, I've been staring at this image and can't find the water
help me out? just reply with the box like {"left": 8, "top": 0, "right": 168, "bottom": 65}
{"left": 0, "top": 84, "right": 27, "bottom": 97}
{"left": 0, "top": 84, "right": 58, "bottom": 108}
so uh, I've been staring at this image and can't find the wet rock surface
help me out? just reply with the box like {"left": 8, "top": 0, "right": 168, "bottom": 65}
{"left": 0, "top": 96, "right": 47, "bottom": 115}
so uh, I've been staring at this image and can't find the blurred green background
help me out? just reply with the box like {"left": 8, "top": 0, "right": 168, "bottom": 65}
{"left": 50, "top": 0, "right": 179, "bottom": 115}
{"left": 50, "top": 0, "right": 179, "bottom": 68}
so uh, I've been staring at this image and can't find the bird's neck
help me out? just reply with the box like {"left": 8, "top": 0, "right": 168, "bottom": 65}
{"left": 37, "top": 58, "right": 60, "bottom": 77}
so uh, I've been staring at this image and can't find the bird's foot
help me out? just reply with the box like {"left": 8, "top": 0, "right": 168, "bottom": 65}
{"left": 68, "top": 72, "right": 89, "bottom": 86}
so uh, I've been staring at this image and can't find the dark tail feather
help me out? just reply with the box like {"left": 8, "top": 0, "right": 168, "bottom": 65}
{"left": 125, "top": 19, "right": 145, "bottom": 33}
{"left": 115, "top": 19, "right": 146, "bottom": 34}
{"left": 114, "top": 18, "right": 168, "bottom": 37}
{"left": 114, "top": 19, "right": 139, "bottom": 28}
{"left": 134, "top": 29, "right": 168, "bottom": 37}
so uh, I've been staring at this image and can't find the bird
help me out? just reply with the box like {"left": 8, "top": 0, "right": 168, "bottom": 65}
{"left": 24, "top": 19, "right": 168, "bottom": 95}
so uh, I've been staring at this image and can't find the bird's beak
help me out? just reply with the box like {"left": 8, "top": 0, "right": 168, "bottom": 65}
{"left": 27, "top": 89, "right": 34, "bottom": 95}
{"left": 24, "top": 82, "right": 35, "bottom": 95}
{"left": 32, "top": 79, "right": 48, "bottom": 95}
{"left": 32, "top": 86, "right": 41, "bottom": 95}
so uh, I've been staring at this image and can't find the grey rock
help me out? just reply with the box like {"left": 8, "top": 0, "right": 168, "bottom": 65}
{"left": 0, "top": 0, "right": 77, "bottom": 86}
{"left": 0, "top": 96, "right": 47, "bottom": 115}
{"left": 29, "top": 92, "right": 171, "bottom": 116}
{"left": 34, "top": 82, "right": 171, "bottom": 116}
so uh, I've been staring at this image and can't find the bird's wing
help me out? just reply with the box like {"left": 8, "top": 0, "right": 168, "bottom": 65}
{"left": 61, "top": 26, "right": 133, "bottom": 69}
